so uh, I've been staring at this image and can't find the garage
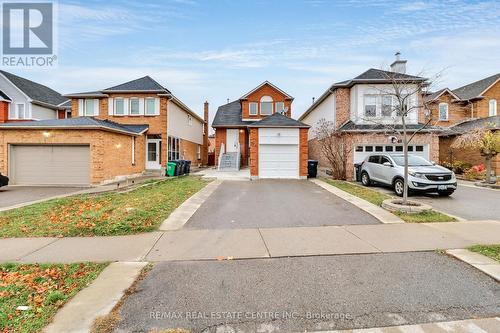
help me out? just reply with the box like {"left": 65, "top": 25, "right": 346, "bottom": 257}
{"left": 258, "top": 128, "right": 299, "bottom": 179}
{"left": 10, "top": 145, "right": 90, "bottom": 185}
{"left": 353, "top": 144, "right": 429, "bottom": 164}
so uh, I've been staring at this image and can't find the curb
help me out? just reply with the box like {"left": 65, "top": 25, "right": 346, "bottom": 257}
{"left": 446, "top": 249, "right": 500, "bottom": 282}
{"left": 159, "top": 179, "right": 222, "bottom": 230}
{"left": 310, "top": 179, "right": 404, "bottom": 224}
{"left": 43, "top": 261, "right": 147, "bottom": 333}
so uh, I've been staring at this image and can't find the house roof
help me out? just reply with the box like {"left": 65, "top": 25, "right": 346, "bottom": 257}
{"left": 212, "top": 100, "right": 252, "bottom": 127}
{"left": 102, "top": 76, "right": 171, "bottom": 93}
{"left": 247, "top": 112, "right": 309, "bottom": 128}
{"left": 0, "top": 89, "right": 11, "bottom": 101}
{"left": 424, "top": 88, "right": 460, "bottom": 102}
{"left": 452, "top": 73, "right": 500, "bottom": 101}
{"left": 299, "top": 68, "right": 427, "bottom": 121}
{"left": 339, "top": 120, "right": 442, "bottom": 133}
{"left": 0, "top": 70, "right": 69, "bottom": 108}
{"left": 240, "top": 81, "right": 293, "bottom": 100}
{"left": 0, "top": 117, "right": 149, "bottom": 136}
{"left": 440, "top": 116, "right": 499, "bottom": 136}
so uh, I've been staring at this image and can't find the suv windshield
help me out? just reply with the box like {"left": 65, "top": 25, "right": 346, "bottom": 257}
{"left": 392, "top": 155, "right": 433, "bottom": 166}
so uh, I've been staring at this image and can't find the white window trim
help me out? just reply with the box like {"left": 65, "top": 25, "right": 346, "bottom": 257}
{"left": 275, "top": 102, "right": 285, "bottom": 114}
{"left": 9, "top": 103, "right": 27, "bottom": 119}
{"left": 249, "top": 102, "right": 258, "bottom": 115}
{"left": 439, "top": 102, "right": 449, "bottom": 121}
{"left": 145, "top": 97, "right": 156, "bottom": 116}
{"left": 129, "top": 97, "right": 140, "bottom": 116}
{"left": 363, "top": 94, "right": 377, "bottom": 118}
{"left": 114, "top": 98, "right": 125, "bottom": 116}
{"left": 132, "top": 137, "right": 136, "bottom": 165}
{"left": 381, "top": 95, "right": 393, "bottom": 117}
{"left": 489, "top": 99, "right": 497, "bottom": 116}
{"left": 188, "top": 114, "right": 193, "bottom": 126}
{"left": 260, "top": 95, "right": 273, "bottom": 115}
{"left": 84, "top": 99, "right": 96, "bottom": 116}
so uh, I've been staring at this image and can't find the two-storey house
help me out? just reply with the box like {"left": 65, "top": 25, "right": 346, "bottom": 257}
{"left": 0, "top": 76, "right": 208, "bottom": 185}
{"left": 299, "top": 56, "right": 441, "bottom": 179}
{"left": 0, "top": 70, "right": 71, "bottom": 123}
{"left": 212, "top": 81, "right": 310, "bottom": 179}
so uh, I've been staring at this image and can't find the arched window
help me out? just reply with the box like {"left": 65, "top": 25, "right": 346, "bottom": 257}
{"left": 438, "top": 103, "right": 448, "bottom": 121}
{"left": 489, "top": 99, "right": 497, "bottom": 117}
{"left": 260, "top": 96, "right": 273, "bottom": 115}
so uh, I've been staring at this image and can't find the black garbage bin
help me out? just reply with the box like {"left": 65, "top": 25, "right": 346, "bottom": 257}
{"left": 185, "top": 160, "right": 191, "bottom": 174}
{"left": 174, "top": 160, "right": 182, "bottom": 176}
{"left": 354, "top": 163, "right": 362, "bottom": 182}
{"left": 307, "top": 160, "right": 318, "bottom": 178}
{"left": 180, "top": 160, "right": 187, "bottom": 175}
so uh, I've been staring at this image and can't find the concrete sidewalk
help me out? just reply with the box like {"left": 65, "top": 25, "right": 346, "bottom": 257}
{"left": 1, "top": 220, "right": 499, "bottom": 263}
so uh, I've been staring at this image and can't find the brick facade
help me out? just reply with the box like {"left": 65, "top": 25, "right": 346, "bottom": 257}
{"left": 241, "top": 83, "right": 292, "bottom": 120}
{"left": 214, "top": 128, "right": 226, "bottom": 167}
{"left": 427, "top": 91, "right": 470, "bottom": 126}
{"left": 299, "top": 128, "right": 309, "bottom": 177}
{"left": 0, "top": 101, "right": 8, "bottom": 123}
{"left": 335, "top": 88, "right": 350, "bottom": 128}
{"left": 0, "top": 129, "right": 145, "bottom": 184}
{"left": 249, "top": 128, "right": 259, "bottom": 177}
{"left": 180, "top": 138, "right": 202, "bottom": 167}
{"left": 472, "top": 80, "right": 500, "bottom": 118}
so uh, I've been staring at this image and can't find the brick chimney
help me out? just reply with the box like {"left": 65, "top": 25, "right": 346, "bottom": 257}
{"left": 202, "top": 101, "right": 209, "bottom": 166}
{"left": 390, "top": 52, "right": 407, "bottom": 74}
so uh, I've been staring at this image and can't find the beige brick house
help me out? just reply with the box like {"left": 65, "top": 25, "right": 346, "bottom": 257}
{"left": 0, "top": 76, "right": 208, "bottom": 185}
{"left": 299, "top": 57, "right": 441, "bottom": 179}
{"left": 213, "top": 81, "right": 310, "bottom": 179}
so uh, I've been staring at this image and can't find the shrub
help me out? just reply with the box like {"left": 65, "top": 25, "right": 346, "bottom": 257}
{"left": 442, "top": 160, "right": 473, "bottom": 174}
{"left": 464, "top": 164, "right": 486, "bottom": 180}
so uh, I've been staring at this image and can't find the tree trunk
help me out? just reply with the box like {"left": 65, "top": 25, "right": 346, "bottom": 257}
{"left": 485, "top": 155, "right": 493, "bottom": 184}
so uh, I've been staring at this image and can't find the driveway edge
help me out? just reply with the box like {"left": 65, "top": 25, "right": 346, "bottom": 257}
{"left": 159, "top": 179, "right": 222, "bottom": 230}
{"left": 43, "top": 261, "right": 147, "bottom": 333}
{"left": 446, "top": 249, "right": 500, "bottom": 282}
{"left": 310, "top": 179, "right": 404, "bottom": 224}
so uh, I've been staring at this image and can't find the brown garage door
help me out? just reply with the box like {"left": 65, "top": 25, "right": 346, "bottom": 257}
{"left": 10, "top": 145, "right": 90, "bottom": 185}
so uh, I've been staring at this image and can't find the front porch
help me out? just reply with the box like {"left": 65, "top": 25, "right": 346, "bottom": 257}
{"left": 193, "top": 167, "right": 250, "bottom": 181}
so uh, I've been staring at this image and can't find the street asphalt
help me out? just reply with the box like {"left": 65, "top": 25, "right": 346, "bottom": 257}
{"left": 0, "top": 186, "right": 85, "bottom": 208}
{"left": 115, "top": 252, "right": 500, "bottom": 333}
{"left": 185, "top": 180, "right": 379, "bottom": 229}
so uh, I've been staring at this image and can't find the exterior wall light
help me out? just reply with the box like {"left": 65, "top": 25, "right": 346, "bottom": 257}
{"left": 116, "top": 143, "right": 122, "bottom": 149}
{"left": 42, "top": 131, "right": 50, "bottom": 138}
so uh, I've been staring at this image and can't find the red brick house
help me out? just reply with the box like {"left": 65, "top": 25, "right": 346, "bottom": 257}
{"left": 0, "top": 76, "right": 208, "bottom": 185}
{"left": 212, "top": 81, "right": 310, "bottom": 179}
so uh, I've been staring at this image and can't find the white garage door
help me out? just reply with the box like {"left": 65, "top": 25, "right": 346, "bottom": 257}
{"left": 259, "top": 128, "right": 299, "bottom": 179}
{"left": 353, "top": 144, "right": 429, "bottom": 164}
{"left": 10, "top": 145, "right": 90, "bottom": 185}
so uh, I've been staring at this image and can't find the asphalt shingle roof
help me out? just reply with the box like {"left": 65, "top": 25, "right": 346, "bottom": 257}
{"left": 452, "top": 73, "right": 500, "bottom": 101}
{"left": 103, "top": 76, "right": 171, "bottom": 93}
{"left": 0, "top": 70, "right": 68, "bottom": 107}
{"left": 440, "top": 116, "right": 499, "bottom": 136}
{"left": 212, "top": 100, "right": 251, "bottom": 127}
{"left": 0, "top": 117, "right": 148, "bottom": 135}
{"left": 351, "top": 68, "right": 425, "bottom": 82}
{"left": 247, "top": 112, "right": 309, "bottom": 128}
{"left": 339, "top": 120, "right": 441, "bottom": 133}
{"left": 0, "top": 89, "right": 11, "bottom": 101}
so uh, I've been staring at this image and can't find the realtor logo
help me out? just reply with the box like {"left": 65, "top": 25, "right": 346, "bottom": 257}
{"left": 1, "top": 1, "right": 57, "bottom": 67}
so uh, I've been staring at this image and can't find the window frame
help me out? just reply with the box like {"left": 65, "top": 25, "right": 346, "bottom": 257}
{"left": 364, "top": 95, "right": 377, "bottom": 117}
{"left": 145, "top": 97, "right": 156, "bottom": 116}
{"left": 168, "top": 136, "right": 180, "bottom": 161}
{"left": 381, "top": 95, "right": 393, "bottom": 117}
{"left": 249, "top": 102, "right": 258, "bottom": 116}
{"left": 129, "top": 98, "right": 140, "bottom": 116}
{"left": 187, "top": 114, "right": 193, "bottom": 126}
{"left": 260, "top": 96, "right": 273, "bottom": 115}
{"left": 438, "top": 102, "right": 449, "bottom": 121}
{"left": 114, "top": 98, "right": 125, "bottom": 116}
{"left": 489, "top": 99, "right": 497, "bottom": 117}
{"left": 84, "top": 99, "right": 95, "bottom": 116}
{"left": 275, "top": 101, "right": 285, "bottom": 114}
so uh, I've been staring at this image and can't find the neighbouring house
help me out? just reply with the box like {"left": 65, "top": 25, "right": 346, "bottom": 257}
{"left": 207, "top": 134, "right": 216, "bottom": 166}
{"left": 426, "top": 73, "right": 500, "bottom": 173}
{"left": 0, "top": 70, "right": 71, "bottom": 123}
{"left": 212, "top": 81, "right": 310, "bottom": 179}
{"left": 299, "top": 55, "right": 441, "bottom": 179}
{"left": 0, "top": 76, "right": 208, "bottom": 185}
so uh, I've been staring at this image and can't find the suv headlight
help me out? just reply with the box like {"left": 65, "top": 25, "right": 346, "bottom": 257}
{"left": 409, "top": 171, "right": 425, "bottom": 179}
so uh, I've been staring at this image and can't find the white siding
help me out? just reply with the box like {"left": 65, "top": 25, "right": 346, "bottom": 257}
{"left": 350, "top": 84, "right": 419, "bottom": 125}
{"left": 31, "top": 104, "right": 57, "bottom": 120}
{"left": 167, "top": 100, "right": 203, "bottom": 144}
{"left": 301, "top": 92, "right": 336, "bottom": 140}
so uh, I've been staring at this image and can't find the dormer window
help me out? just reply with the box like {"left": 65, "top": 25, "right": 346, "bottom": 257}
{"left": 275, "top": 102, "right": 285, "bottom": 114}
{"left": 489, "top": 99, "right": 497, "bottom": 116}
{"left": 439, "top": 103, "right": 449, "bottom": 121}
{"left": 260, "top": 96, "right": 273, "bottom": 115}
{"left": 249, "top": 102, "right": 258, "bottom": 115}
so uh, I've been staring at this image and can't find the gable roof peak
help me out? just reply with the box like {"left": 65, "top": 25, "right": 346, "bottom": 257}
{"left": 240, "top": 81, "right": 293, "bottom": 100}
{"left": 102, "top": 75, "right": 171, "bottom": 93}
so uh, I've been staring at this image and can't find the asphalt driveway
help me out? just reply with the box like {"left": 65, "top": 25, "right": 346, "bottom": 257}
{"left": 185, "top": 180, "right": 379, "bottom": 229}
{"left": 116, "top": 252, "right": 500, "bottom": 332}
{"left": 0, "top": 186, "right": 85, "bottom": 208}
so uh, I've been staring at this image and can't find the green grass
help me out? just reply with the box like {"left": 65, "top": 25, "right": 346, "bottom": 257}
{"left": 324, "top": 179, "right": 456, "bottom": 223}
{"left": 469, "top": 245, "right": 500, "bottom": 262}
{"left": 0, "top": 263, "right": 107, "bottom": 333}
{"left": 0, "top": 176, "right": 209, "bottom": 237}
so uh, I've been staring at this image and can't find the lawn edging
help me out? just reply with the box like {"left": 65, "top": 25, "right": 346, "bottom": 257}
{"left": 446, "top": 248, "right": 500, "bottom": 282}
{"left": 44, "top": 261, "right": 147, "bottom": 333}
{"left": 310, "top": 178, "right": 404, "bottom": 224}
{"left": 318, "top": 178, "right": 457, "bottom": 223}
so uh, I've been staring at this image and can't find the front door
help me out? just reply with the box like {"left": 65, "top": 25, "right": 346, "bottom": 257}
{"left": 146, "top": 139, "right": 161, "bottom": 169}
{"left": 226, "top": 129, "right": 239, "bottom": 152}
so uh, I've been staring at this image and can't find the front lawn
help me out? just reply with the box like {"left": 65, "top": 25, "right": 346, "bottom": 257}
{"left": 0, "top": 263, "right": 106, "bottom": 333}
{"left": 325, "top": 179, "right": 456, "bottom": 223}
{"left": 469, "top": 245, "right": 500, "bottom": 262}
{"left": 0, "top": 176, "right": 209, "bottom": 237}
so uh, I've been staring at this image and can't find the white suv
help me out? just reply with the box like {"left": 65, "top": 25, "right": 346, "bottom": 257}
{"left": 359, "top": 154, "right": 457, "bottom": 196}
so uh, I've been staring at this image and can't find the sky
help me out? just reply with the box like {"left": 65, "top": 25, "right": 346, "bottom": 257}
{"left": 5, "top": 0, "right": 500, "bottom": 123}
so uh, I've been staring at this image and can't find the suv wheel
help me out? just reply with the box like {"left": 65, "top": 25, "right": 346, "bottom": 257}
{"left": 361, "top": 172, "right": 371, "bottom": 186}
{"left": 394, "top": 178, "right": 405, "bottom": 197}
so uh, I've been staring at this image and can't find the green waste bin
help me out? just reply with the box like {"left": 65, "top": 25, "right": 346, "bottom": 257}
{"left": 166, "top": 162, "right": 176, "bottom": 177}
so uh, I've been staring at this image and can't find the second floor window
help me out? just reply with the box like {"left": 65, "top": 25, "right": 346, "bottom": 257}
{"left": 129, "top": 98, "right": 140, "bottom": 115}
{"left": 275, "top": 102, "right": 285, "bottom": 114}
{"left": 145, "top": 98, "right": 155, "bottom": 115}
{"left": 439, "top": 103, "right": 448, "bottom": 121}
{"left": 188, "top": 115, "right": 193, "bottom": 126}
{"left": 260, "top": 96, "right": 273, "bottom": 115}
{"left": 381, "top": 95, "right": 393, "bottom": 117}
{"left": 115, "top": 98, "right": 125, "bottom": 115}
{"left": 249, "top": 102, "right": 258, "bottom": 115}
{"left": 364, "top": 95, "right": 377, "bottom": 117}
{"left": 10, "top": 103, "right": 26, "bottom": 119}
{"left": 84, "top": 99, "right": 98, "bottom": 116}
{"left": 489, "top": 99, "right": 497, "bottom": 116}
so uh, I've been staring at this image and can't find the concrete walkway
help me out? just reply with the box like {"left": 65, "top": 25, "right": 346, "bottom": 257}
{"left": 1, "top": 220, "right": 499, "bottom": 263}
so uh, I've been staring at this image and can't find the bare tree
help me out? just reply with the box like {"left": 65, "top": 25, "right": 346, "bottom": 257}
{"left": 314, "top": 118, "right": 352, "bottom": 180}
